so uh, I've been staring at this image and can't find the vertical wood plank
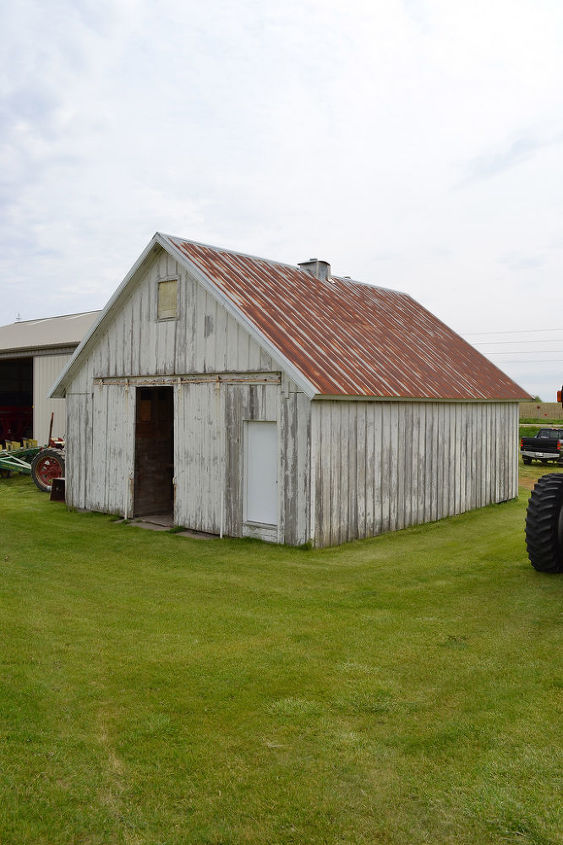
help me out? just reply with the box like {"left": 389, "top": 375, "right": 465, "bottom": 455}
{"left": 396, "top": 404, "right": 406, "bottom": 530}
{"left": 380, "top": 404, "right": 391, "bottom": 534}
{"left": 356, "top": 403, "right": 367, "bottom": 539}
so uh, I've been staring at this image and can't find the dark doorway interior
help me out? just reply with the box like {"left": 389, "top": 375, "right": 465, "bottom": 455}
{"left": 0, "top": 358, "right": 33, "bottom": 444}
{"left": 134, "top": 386, "right": 174, "bottom": 518}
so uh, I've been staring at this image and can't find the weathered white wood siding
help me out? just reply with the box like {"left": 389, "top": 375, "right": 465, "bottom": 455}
{"left": 63, "top": 245, "right": 311, "bottom": 542}
{"left": 310, "top": 400, "right": 519, "bottom": 547}
{"left": 67, "top": 246, "right": 275, "bottom": 395}
{"left": 174, "top": 378, "right": 310, "bottom": 543}
{"left": 65, "top": 385, "right": 135, "bottom": 516}
{"left": 63, "top": 242, "right": 520, "bottom": 547}
{"left": 33, "top": 353, "right": 72, "bottom": 444}
{"left": 65, "top": 376, "right": 310, "bottom": 543}
{"left": 64, "top": 392, "right": 92, "bottom": 511}
{"left": 89, "top": 383, "right": 135, "bottom": 516}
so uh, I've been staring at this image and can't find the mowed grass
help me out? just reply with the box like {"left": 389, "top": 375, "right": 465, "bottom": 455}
{"left": 1, "top": 467, "right": 562, "bottom": 845}
{"left": 519, "top": 425, "right": 563, "bottom": 438}
{"left": 520, "top": 417, "right": 563, "bottom": 425}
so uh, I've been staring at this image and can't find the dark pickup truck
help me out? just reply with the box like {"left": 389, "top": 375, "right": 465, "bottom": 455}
{"left": 520, "top": 428, "right": 563, "bottom": 465}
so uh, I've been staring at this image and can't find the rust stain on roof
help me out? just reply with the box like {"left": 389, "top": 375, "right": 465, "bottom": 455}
{"left": 168, "top": 237, "right": 528, "bottom": 401}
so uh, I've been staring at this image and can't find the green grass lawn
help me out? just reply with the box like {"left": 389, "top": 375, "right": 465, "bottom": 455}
{"left": 1, "top": 467, "right": 562, "bottom": 845}
{"left": 519, "top": 424, "right": 563, "bottom": 438}
{"left": 520, "top": 417, "right": 563, "bottom": 425}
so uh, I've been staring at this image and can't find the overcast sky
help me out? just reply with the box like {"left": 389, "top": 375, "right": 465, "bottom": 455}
{"left": 1, "top": 0, "right": 562, "bottom": 400}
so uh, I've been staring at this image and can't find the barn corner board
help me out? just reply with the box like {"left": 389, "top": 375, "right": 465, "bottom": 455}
{"left": 50, "top": 232, "right": 529, "bottom": 547}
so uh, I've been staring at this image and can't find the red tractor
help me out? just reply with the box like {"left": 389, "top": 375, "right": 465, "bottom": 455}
{"left": 0, "top": 412, "right": 64, "bottom": 494}
{"left": 29, "top": 443, "right": 65, "bottom": 493}
{"left": 525, "top": 386, "right": 563, "bottom": 573}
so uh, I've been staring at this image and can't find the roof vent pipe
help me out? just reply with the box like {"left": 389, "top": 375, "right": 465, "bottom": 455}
{"left": 298, "top": 258, "right": 331, "bottom": 283}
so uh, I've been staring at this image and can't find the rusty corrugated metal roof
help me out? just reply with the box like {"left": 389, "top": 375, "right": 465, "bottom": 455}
{"left": 167, "top": 237, "right": 528, "bottom": 401}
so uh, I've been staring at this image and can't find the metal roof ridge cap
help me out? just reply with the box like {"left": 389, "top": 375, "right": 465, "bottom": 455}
{"left": 161, "top": 234, "right": 413, "bottom": 292}
{"left": 331, "top": 275, "right": 408, "bottom": 295}
{"left": 160, "top": 232, "right": 309, "bottom": 274}
{"left": 0, "top": 309, "right": 102, "bottom": 330}
{"left": 161, "top": 234, "right": 319, "bottom": 399}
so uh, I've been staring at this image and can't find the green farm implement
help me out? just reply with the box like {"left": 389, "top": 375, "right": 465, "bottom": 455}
{"left": 0, "top": 446, "right": 40, "bottom": 476}
{"left": 0, "top": 446, "right": 65, "bottom": 493}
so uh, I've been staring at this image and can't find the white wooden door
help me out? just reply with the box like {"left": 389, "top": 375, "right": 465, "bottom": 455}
{"left": 245, "top": 421, "right": 278, "bottom": 525}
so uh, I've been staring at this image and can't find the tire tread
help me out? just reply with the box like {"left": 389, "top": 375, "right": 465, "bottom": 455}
{"left": 525, "top": 474, "right": 563, "bottom": 573}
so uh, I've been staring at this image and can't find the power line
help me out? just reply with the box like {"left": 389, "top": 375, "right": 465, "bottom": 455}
{"left": 463, "top": 328, "right": 563, "bottom": 336}
{"left": 474, "top": 339, "right": 563, "bottom": 345}
{"left": 485, "top": 350, "right": 563, "bottom": 356}
{"left": 482, "top": 358, "right": 563, "bottom": 364}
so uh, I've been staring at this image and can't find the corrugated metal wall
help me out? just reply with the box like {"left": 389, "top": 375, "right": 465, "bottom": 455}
{"left": 310, "top": 400, "right": 519, "bottom": 547}
{"left": 33, "top": 353, "right": 72, "bottom": 444}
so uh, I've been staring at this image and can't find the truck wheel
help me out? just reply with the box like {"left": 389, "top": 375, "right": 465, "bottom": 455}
{"left": 525, "top": 474, "right": 563, "bottom": 573}
{"left": 522, "top": 456, "right": 532, "bottom": 465}
{"left": 31, "top": 449, "right": 65, "bottom": 493}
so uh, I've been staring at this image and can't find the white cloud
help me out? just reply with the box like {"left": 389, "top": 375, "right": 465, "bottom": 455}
{"left": 1, "top": 0, "right": 563, "bottom": 396}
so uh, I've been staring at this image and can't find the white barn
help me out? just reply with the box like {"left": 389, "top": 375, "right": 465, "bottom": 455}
{"left": 51, "top": 233, "right": 528, "bottom": 547}
{"left": 0, "top": 311, "right": 100, "bottom": 446}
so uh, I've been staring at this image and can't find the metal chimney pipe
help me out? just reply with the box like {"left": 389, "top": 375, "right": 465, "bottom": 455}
{"left": 298, "top": 258, "right": 331, "bottom": 282}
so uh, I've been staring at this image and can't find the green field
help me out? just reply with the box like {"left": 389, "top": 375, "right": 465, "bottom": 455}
{"left": 520, "top": 417, "right": 563, "bottom": 426}
{"left": 519, "top": 424, "right": 563, "bottom": 438}
{"left": 1, "top": 466, "right": 562, "bottom": 844}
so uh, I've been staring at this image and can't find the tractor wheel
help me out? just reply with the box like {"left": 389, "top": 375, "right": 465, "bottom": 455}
{"left": 522, "top": 456, "right": 532, "bottom": 465}
{"left": 525, "top": 473, "right": 563, "bottom": 573}
{"left": 31, "top": 449, "right": 65, "bottom": 493}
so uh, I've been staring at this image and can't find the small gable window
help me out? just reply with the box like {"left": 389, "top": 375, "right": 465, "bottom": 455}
{"left": 157, "top": 280, "right": 178, "bottom": 320}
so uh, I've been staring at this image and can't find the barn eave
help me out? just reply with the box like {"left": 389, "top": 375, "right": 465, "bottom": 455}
{"left": 50, "top": 233, "right": 319, "bottom": 400}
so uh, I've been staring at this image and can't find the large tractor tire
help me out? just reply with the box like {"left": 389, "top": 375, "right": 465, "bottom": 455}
{"left": 525, "top": 473, "right": 563, "bottom": 573}
{"left": 31, "top": 448, "right": 65, "bottom": 493}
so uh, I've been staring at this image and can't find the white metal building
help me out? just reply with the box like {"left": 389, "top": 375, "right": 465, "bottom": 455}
{"left": 51, "top": 233, "right": 528, "bottom": 546}
{"left": 0, "top": 312, "right": 100, "bottom": 445}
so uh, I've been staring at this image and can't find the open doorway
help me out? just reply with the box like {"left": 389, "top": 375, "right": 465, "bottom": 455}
{"left": 133, "top": 386, "right": 174, "bottom": 519}
{"left": 0, "top": 357, "right": 33, "bottom": 445}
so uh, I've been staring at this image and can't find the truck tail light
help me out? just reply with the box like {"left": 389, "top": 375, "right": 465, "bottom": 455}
{"left": 520, "top": 438, "right": 524, "bottom": 449}
{"left": 557, "top": 440, "right": 561, "bottom": 451}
